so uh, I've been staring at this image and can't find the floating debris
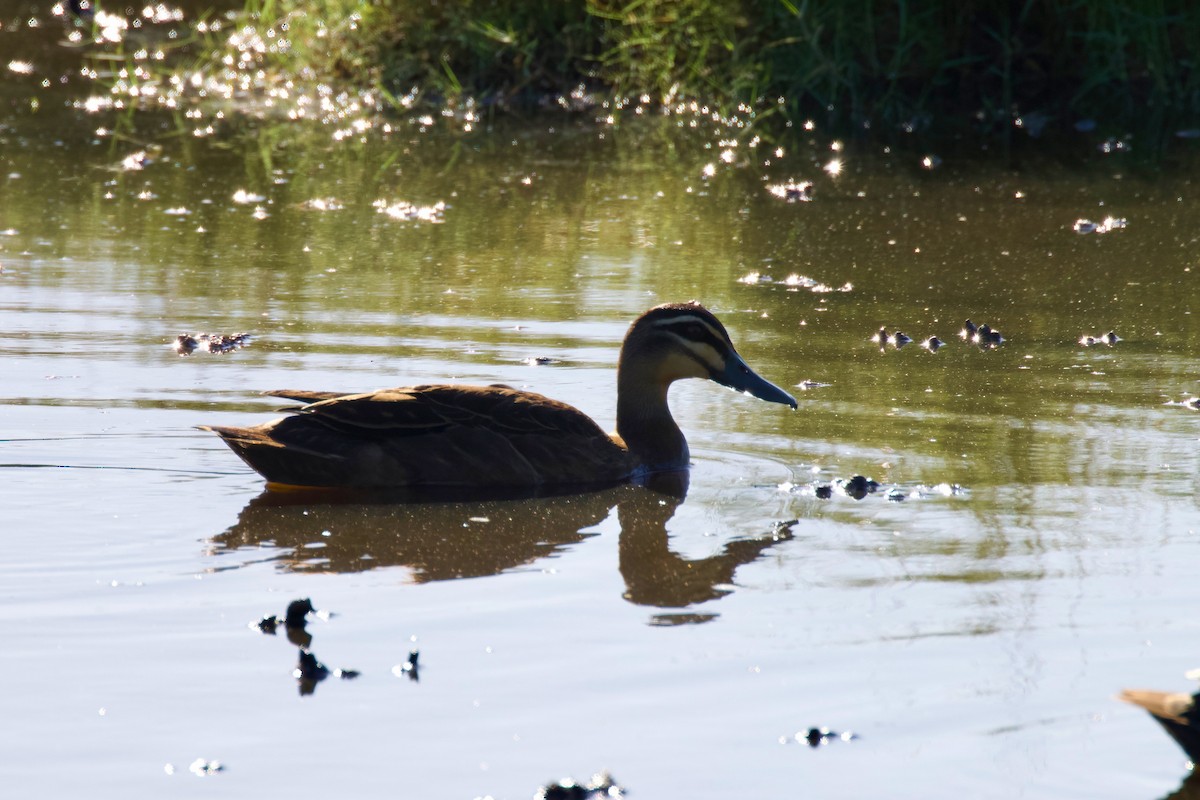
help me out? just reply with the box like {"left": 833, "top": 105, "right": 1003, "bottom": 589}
{"left": 535, "top": 772, "right": 625, "bottom": 800}
{"left": 231, "top": 189, "right": 265, "bottom": 204}
{"left": 922, "top": 336, "right": 945, "bottom": 352}
{"left": 255, "top": 597, "right": 315, "bottom": 635}
{"left": 738, "top": 272, "right": 850, "bottom": 293}
{"left": 524, "top": 356, "right": 559, "bottom": 366}
{"left": 972, "top": 323, "right": 1005, "bottom": 347}
{"left": 172, "top": 332, "right": 252, "bottom": 355}
{"left": 392, "top": 650, "right": 420, "bottom": 682}
{"left": 372, "top": 198, "right": 446, "bottom": 223}
{"left": 910, "top": 483, "right": 967, "bottom": 499}
{"left": 766, "top": 181, "right": 814, "bottom": 202}
{"left": 957, "top": 320, "right": 1005, "bottom": 348}
{"left": 782, "top": 273, "right": 818, "bottom": 289}
{"left": 294, "top": 649, "right": 359, "bottom": 695}
{"left": 118, "top": 150, "right": 154, "bottom": 171}
{"left": 1166, "top": 397, "right": 1200, "bottom": 410}
{"left": 737, "top": 271, "right": 774, "bottom": 285}
{"left": 1098, "top": 137, "right": 1132, "bottom": 154}
{"left": 303, "top": 197, "right": 344, "bottom": 212}
{"left": 1079, "top": 331, "right": 1120, "bottom": 346}
{"left": 1073, "top": 216, "right": 1127, "bottom": 234}
{"left": 187, "top": 758, "right": 225, "bottom": 777}
{"left": 871, "top": 328, "right": 911, "bottom": 349}
{"left": 839, "top": 475, "right": 880, "bottom": 500}
{"left": 788, "top": 727, "right": 860, "bottom": 747}
{"left": 795, "top": 380, "right": 830, "bottom": 391}
{"left": 785, "top": 478, "right": 965, "bottom": 502}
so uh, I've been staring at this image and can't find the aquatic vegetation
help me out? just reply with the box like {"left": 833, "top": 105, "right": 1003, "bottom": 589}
{"left": 60, "top": 0, "right": 1200, "bottom": 145}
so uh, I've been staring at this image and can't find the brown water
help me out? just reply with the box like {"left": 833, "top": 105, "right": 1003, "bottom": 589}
{"left": 5, "top": 9, "right": 1200, "bottom": 799}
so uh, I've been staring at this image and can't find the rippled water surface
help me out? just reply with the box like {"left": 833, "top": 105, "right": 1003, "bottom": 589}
{"left": 5, "top": 13, "right": 1200, "bottom": 800}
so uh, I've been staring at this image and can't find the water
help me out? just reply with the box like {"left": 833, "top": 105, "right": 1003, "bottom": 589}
{"left": 4, "top": 13, "right": 1200, "bottom": 799}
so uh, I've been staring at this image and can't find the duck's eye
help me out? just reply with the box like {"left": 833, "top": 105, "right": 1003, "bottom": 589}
{"left": 683, "top": 324, "right": 705, "bottom": 340}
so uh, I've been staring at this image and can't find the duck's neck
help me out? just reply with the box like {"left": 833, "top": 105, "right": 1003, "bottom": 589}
{"left": 616, "top": 369, "right": 688, "bottom": 472}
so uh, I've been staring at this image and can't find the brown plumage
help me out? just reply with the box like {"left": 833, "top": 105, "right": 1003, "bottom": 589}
{"left": 200, "top": 302, "right": 796, "bottom": 490}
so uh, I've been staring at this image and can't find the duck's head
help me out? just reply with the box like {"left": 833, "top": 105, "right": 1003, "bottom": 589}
{"left": 620, "top": 302, "right": 797, "bottom": 408}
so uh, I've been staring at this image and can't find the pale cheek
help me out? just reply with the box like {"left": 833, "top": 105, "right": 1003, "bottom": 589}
{"left": 659, "top": 352, "right": 713, "bottom": 382}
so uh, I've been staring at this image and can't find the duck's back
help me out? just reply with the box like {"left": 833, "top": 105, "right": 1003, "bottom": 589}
{"left": 203, "top": 384, "right": 633, "bottom": 489}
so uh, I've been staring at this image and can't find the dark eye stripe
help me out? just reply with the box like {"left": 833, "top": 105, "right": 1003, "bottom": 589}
{"left": 652, "top": 314, "right": 732, "bottom": 354}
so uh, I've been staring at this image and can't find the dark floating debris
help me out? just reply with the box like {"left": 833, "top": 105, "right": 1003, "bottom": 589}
{"left": 187, "top": 757, "right": 225, "bottom": 777}
{"left": 523, "top": 356, "right": 559, "bottom": 366}
{"left": 839, "top": 475, "right": 880, "bottom": 500}
{"left": 783, "top": 479, "right": 964, "bottom": 501}
{"left": 958, "top": 320, "right": 1005, "bottom": 348}
{"left": 766, "top": 180, "right": 814, "bottom": 202}
{"left": 922, "top": 336, "right": 945, "bottom": 353}
{"left": 392, "top": 650, "right": 420, "bottom": 682}
{"left": 294, "top": 649, "right": 359, "bottom": 696}
{"left": 535, "top": 772, "right": 625, "bottom": 800}
{"left": 1079, "top": 331, "right": 1121, "bottom": 347}
{"left": 782, "top": 727, "right": 860, "bottom": 747}
{"left": 972, "top": 323, "right": 1004, "bottom": 347}
{"left": 737, "top": 272, "right": 852, "bottom": 293}
{"left": 796, "top": 380, "right": 830, "bottom": 391}
{"left": 173, "top": 332, "right": 252, "bottom": 356}
{"left": 255, "top": 597, "right": 315, "bottom": 635}
{"left": 1073, "top": 216, "right": 1127, "bottom": 234}
{"left": 1119, "top": 669, "right": 1200, "bottom": 762}
{"left": 872, "top": 328, "right": 915, "bottom": 350}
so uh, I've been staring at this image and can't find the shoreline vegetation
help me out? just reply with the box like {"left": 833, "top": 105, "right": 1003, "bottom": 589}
{"left": 80, "top": 0, "right": 1200, "bottom": 148}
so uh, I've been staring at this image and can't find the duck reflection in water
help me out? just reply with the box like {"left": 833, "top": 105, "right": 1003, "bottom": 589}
{"left": 211, "top": 471, "right": 794, "bottom": 622}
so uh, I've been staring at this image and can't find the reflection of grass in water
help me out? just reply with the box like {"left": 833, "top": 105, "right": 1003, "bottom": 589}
{"left": 169, "top": 0, "right": 1200, "bottom": 137}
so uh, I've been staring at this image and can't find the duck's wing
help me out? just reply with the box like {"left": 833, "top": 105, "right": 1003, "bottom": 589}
{"left": 203, "top": 384, "right": 632, "bottom": 489}
{"left": 265, "top": 389, "right": 349, "bottom": 404}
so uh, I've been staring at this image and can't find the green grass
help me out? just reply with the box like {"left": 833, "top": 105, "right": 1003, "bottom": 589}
{"left": 181, "top": 0, "right": 1200, "bottom": 137}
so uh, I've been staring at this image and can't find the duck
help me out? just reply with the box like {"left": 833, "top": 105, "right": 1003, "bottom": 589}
{"left": 200, "top": 302, "right": 797, "bottom": 490}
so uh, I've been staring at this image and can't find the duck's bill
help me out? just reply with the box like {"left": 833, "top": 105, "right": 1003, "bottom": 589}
{"left": 713, "top": 354, "right": 798, "bottom": 409}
